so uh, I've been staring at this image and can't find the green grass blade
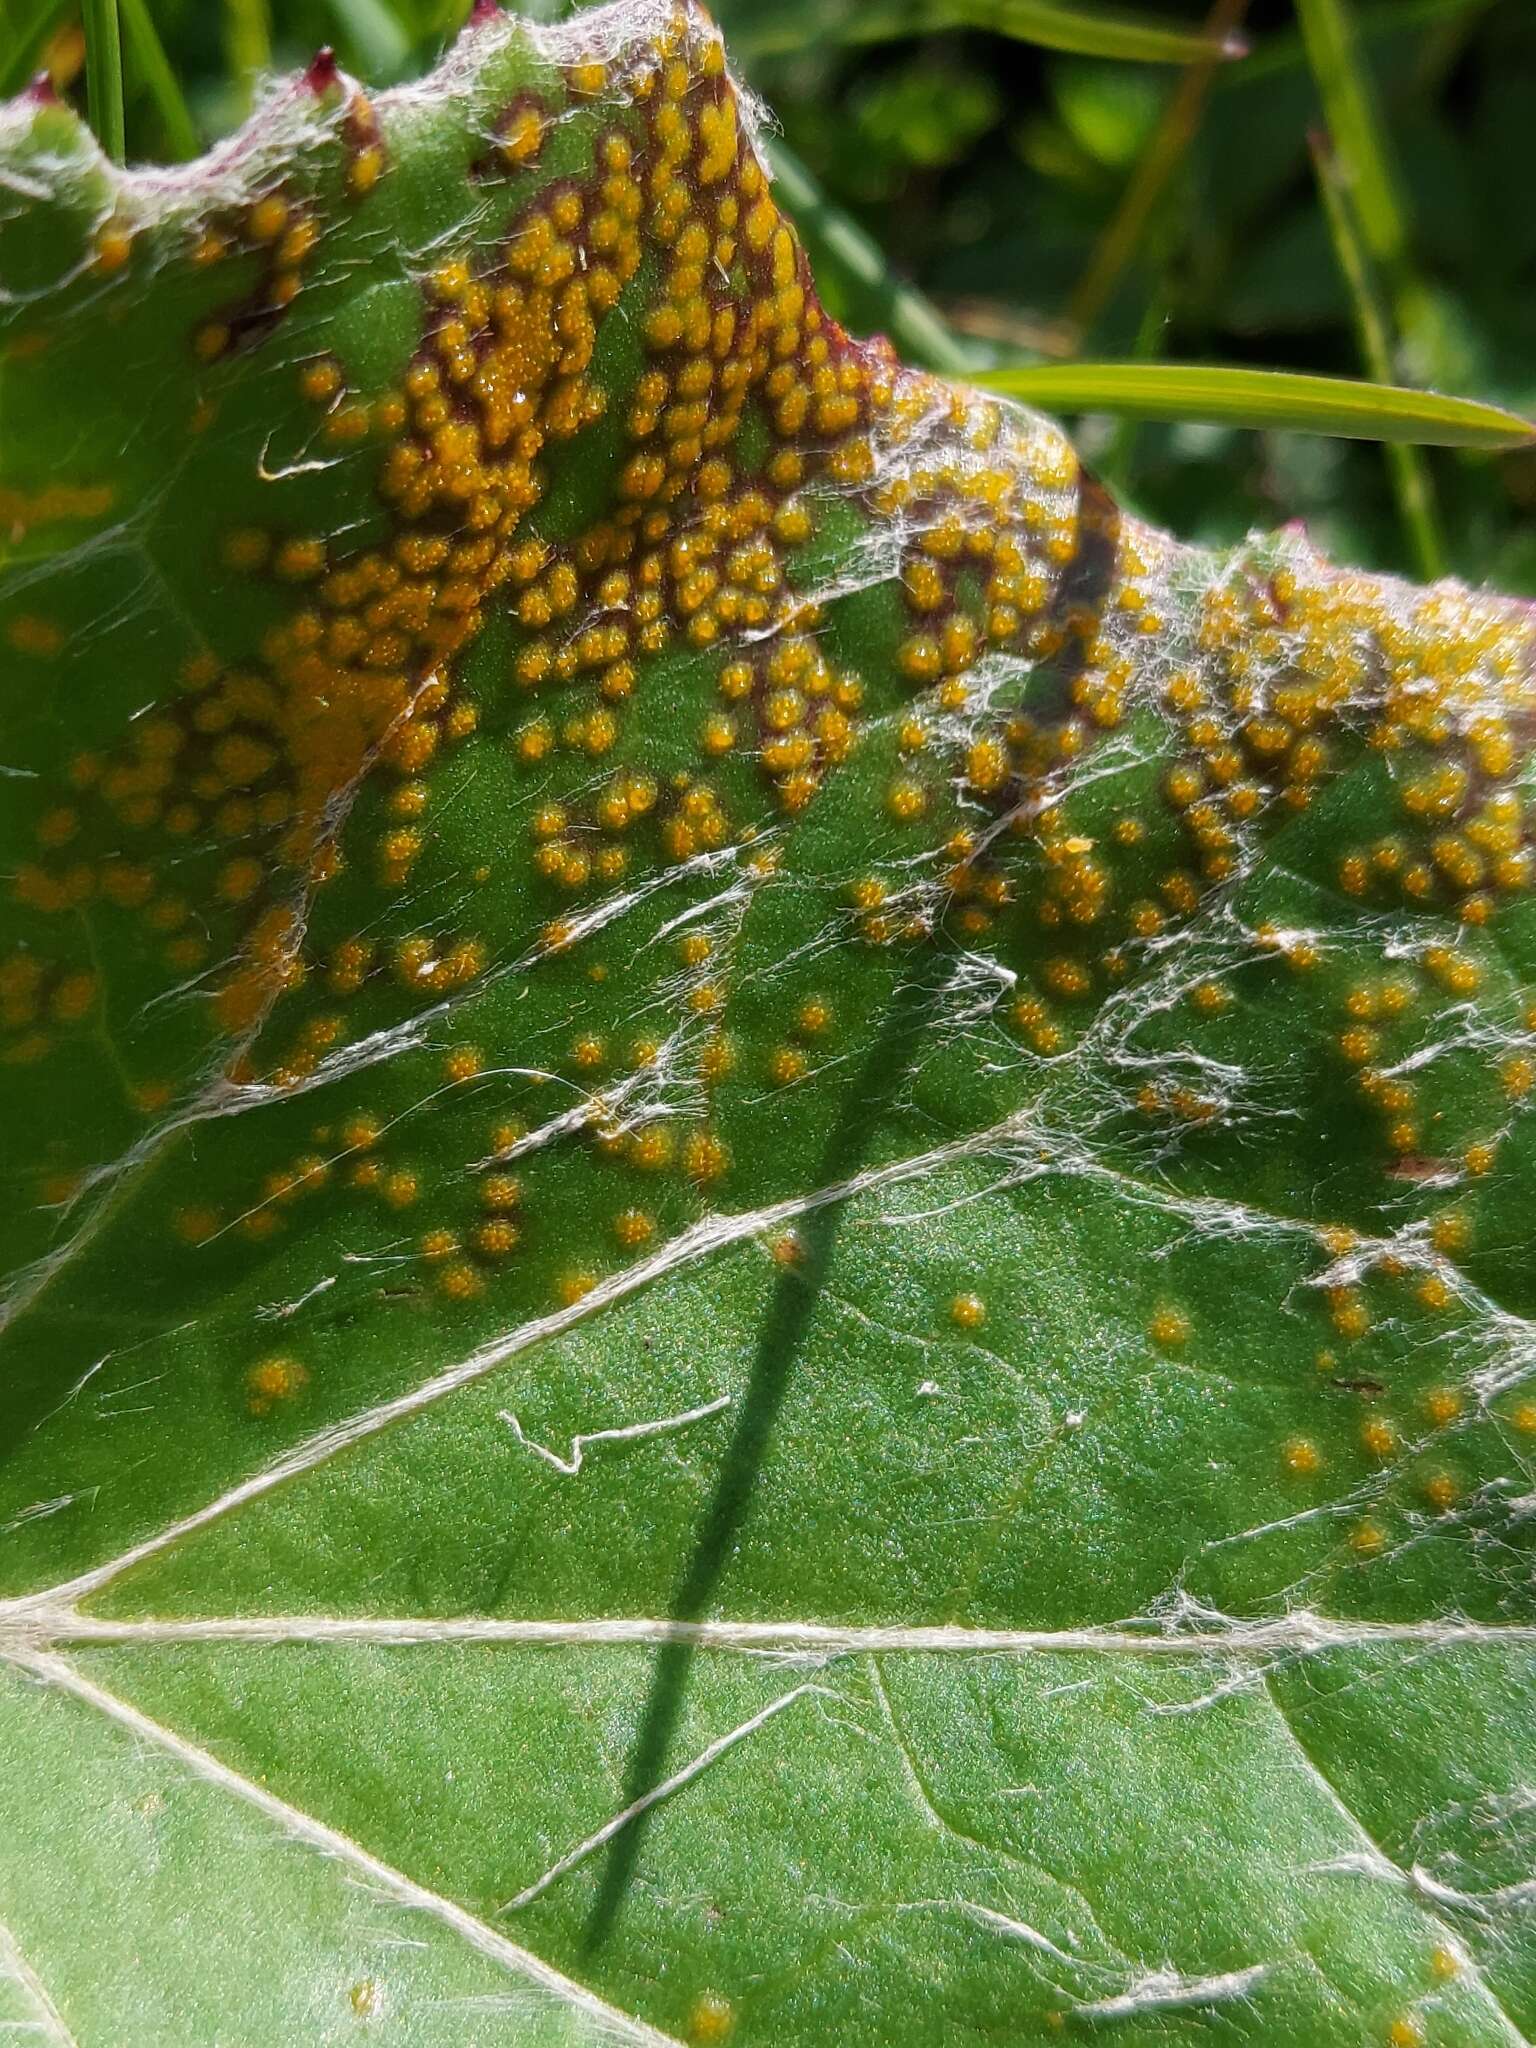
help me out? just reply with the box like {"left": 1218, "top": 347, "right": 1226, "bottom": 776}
{"left": 0, "top": 0, "right": 70, "bottom": 99}
{"left": 957, "top": 0, "right": 1246, "bottom": 62}
{"left": 971, "top": 362, "right": 1536, "bottom": 448}
{"left": 763, "top": 138, "right": 974, "bottom": 377}
{"left": 726, "top": 0, "right": 917, "bottom": 60}
{"left": 1311, "top": 129, "right": 1443, "bottom": 579}
{"left": 81, "top": 0, "right": 125, "bottom": 160}
{"left": 1295, "top": 0, "right": 1443, "bottom": 574}
{"left": 321, "top": 0, "right": 413, "bottom": 80}
{"left": 731, "top": 0, "right": 1244, "bottom": 63}
{"left": 1066, "top": 0, "right": 1250, "bottom": 340}
{"left": 1294, "top": 0, "right": 1410, "bottom": 275}
{"left": 1221, "top": 0, "right": 1494, "bottom": 84}
{"left": 1094, "top": 284, "right": 1173, "bottom": 488}
{"left": 118, "top": 0, "right": 198, "bottom": 159}
{"left": 224, "top": 0, "right": 272, "bottom": 113}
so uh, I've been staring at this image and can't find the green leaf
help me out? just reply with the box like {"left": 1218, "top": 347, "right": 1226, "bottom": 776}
{"left": 973, "top": 359, "right": 1536, "bottom": 445}
{"left": 3, "top": 7, "right": 1536, "bottom": 2045}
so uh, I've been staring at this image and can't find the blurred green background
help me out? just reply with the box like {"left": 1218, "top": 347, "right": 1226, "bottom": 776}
{"left": 8, "top": 0, "right": 1534, "bottom": 588}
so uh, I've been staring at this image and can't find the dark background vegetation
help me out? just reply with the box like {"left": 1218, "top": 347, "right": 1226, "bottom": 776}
{"left": 10, "top": 0, "right": 1534, "bottom": 588}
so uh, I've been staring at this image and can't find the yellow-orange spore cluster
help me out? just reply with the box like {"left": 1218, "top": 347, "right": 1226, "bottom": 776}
{"left": 981, "top": 528, "right": 1536, "bottom": 1076}
{"left": 209, "top": 6, "right": 916, "bottom": 1104}
{"left": 1198, "top": 557, "right": 1534, "bottom": 924}
{"left": 17, "top": 7, "right": 899, "bottom": 1092}
{"left": 188, "top": 175, "right": 332, "bottom": 364}
{"left": 0, "top": 948, "right": 98, "bottom": 1066}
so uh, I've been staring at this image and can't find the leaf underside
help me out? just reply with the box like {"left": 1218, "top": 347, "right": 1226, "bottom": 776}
{"left": 1, "top": 6, "right": 1535, "bottom": 2043}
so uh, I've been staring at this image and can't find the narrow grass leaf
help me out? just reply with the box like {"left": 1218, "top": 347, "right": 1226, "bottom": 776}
{"left": 1094, "top": 285, "right": 1174, "bottom": 488}
{"left": 1294, "top": 0, "right": 1410, "bottom": 275}
{"left": 1066, "top": 0, "right": 1250, "bottom": 340}
{"left": 1218, "top": 0, "right": 1494, "bottom": 88}
{"left": 1311, "top": 129, "right": 1442, "bottom": 578}
{"left": 972, "top": 362, "right": 1536, "bottom": 448}
{"left": 957, "top": 0, "right": 1245, "bottom": 63}
{"left": 731, "top": 0, "right": 1242, "bottom": 64}
{"left": 321, "top": 0, "right": 413, "bottom": 81}
{"left": 81, "top": 0, "right": 125, "bottom": 160}
{"left": 118, "top": 0, "right": 198, "bottom": 159}
{"left": 224, "top": 0, "right": 272, "bottom": 113}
